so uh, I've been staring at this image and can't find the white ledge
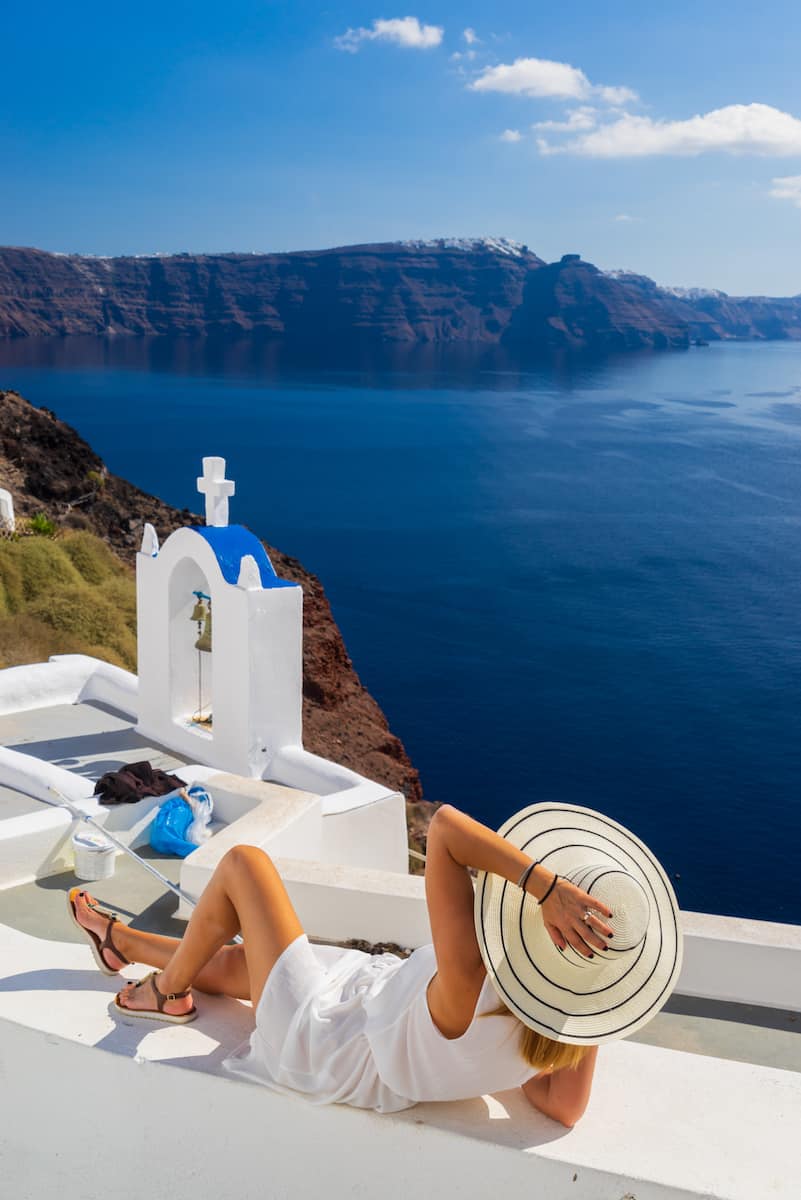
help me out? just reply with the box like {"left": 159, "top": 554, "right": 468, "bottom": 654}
{"left": 0, "top": 655, "right": 137, "bottom": 719}
{"left": 1, "top": 922, "right": 800, "bottom": 1200}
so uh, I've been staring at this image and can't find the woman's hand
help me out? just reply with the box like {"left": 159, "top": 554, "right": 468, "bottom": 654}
{"left": 422, "top": 806, "right": 615, "bottom": 961}
{"left": 540, "top": 876, "right": 614, "bottom": 957}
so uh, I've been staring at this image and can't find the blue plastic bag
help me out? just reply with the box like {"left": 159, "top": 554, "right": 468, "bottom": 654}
{"left": 149, "top": 786, "right": 213, "bottom": 857}
{"left": 149, "top": 792, "right": 195, "bottom": 857}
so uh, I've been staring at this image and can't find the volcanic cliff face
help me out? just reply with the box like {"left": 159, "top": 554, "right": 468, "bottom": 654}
{"left": 503, "top": 256, "right": 691, "bottom": 351}
{"left": 675, "top": 292, "right": 801, "bottom": 341}
{"left": 3, "top": 241, "right": 799, "bottom": 351}
{"left": 0, "top": 241, "right": 544, "bottom": 344}
{"left": 608, "top": 272, "right": 801, "bottom": 342}
{"left": 0, "top": 240, "right": 696, "bottom": 351}
{"left": 0, "top": 389, "right": 429, "bottom": 826}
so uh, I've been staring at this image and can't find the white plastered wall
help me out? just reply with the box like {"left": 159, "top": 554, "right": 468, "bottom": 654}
{"left": 136, "top": 527, "right": 302, "bottom": 777}
{"left": 0, "top": 487, "right": 15, "bottom": 531}
{"left": 0, "top": 655, "right": 137, "bottom": 719}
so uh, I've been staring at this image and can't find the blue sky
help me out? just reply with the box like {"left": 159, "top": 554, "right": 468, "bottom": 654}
{"left": 3, "top": 1, "right": 801, "bottom": 293}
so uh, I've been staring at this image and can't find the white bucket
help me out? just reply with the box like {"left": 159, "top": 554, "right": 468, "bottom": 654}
{"left": 72, "top": 830, "right": 116, "bottom": 881}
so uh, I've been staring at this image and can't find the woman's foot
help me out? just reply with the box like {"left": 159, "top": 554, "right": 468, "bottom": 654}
{"left": 115, "top": 971, "right": 197, "bottom": 1023}
{"left": 67, "top": 887, "right": 131, "bottom": 975}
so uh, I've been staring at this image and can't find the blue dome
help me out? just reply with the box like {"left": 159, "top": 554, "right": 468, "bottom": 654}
{"left": 189, "top": 525, "right": 296, "bottom": 589}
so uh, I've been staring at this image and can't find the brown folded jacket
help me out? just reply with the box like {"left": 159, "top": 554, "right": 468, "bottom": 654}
{"left": 94, "top": 760, "right": 185, "bottom": 805}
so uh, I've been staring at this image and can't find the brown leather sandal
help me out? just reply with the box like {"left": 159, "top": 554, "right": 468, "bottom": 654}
{"left": 67, "top": 887, "right": 131, "bottom": 977}
{"left": 114, "top": 971, "right": 198, "bottom": 1024}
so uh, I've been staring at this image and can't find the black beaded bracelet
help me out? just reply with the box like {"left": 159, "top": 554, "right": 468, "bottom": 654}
{"left": 539, "top": 872, "right": 559, "bottom": 905}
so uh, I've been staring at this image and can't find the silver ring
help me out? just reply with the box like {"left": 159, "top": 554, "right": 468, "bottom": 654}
{"left": 582, "top": 909, "right": 593, "bottom": 924}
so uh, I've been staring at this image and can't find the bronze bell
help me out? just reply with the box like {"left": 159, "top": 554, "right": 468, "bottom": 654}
{"left": 190, "top": 598, "right": 207, "bottom": 623}
{"left": 195, "top": 603, "right": 212, "bottom": 653}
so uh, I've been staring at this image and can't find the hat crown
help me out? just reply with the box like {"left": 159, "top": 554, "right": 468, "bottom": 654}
{"left": 567, "top": 863, "right": 651, "bottom": 952}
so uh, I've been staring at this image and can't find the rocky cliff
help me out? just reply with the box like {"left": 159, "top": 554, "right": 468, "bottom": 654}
{"left": 503, "top": 256, "right": 691, "bottom": 351}
{"left": 0, "top": 241, "right": 699, "bottom": 351}
{"left": 607, "top": 272, "right": 801, "bottom": 342}
{"left": 3, "top": 240, "right": 799, "bottom": 352}
{"left": 0, "top": 240, "right": 544, "bottom": 345}
{"left": 0, "top": 390, "right": 432, "bottom": 843}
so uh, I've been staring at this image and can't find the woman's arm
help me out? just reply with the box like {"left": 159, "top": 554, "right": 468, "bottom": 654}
{"left": 429, "top": 804, "right": 614, "bottom": 957}
{"left": 522, "top": 1047, "right": 599, "bottom": 1128}
{"left": 422, "top": 805, "right": 614, "bottom": 1040}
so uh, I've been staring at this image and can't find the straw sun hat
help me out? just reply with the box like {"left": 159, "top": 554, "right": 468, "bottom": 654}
{"left": 474, "top": 803, "right": 683, "bottom": 1045}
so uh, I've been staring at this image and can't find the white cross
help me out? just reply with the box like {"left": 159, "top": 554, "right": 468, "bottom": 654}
{"left": 197, "top": 457, "right": 235, "bottom": 527}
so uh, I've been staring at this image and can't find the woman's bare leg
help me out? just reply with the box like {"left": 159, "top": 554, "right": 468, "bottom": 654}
{"left": 72, "top": 892, "right": 252, "bottom": 998}
{"left": 116, "top": 845, "right": 303, "bottom": 1016}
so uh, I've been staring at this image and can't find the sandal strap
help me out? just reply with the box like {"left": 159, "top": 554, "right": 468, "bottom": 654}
{"left": 75, "top": 892, "right": 130, "bottom": 969}
{"left": 146, "top": 971, "right": 192, "bottom": 1007}
{"left": 99, "top": 915, "right": 130, "bottom": 967}
{"left": 85, "top": 895, "right": 115, "bottom": 917}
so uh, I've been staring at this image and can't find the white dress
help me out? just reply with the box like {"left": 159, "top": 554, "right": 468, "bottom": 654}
{"left": 223, "top": 935, "right": 533, "bottom": 1113}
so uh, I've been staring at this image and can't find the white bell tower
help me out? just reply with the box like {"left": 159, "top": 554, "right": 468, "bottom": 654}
{"left": 135, "top": 457, "right": 303, "bottom": 777}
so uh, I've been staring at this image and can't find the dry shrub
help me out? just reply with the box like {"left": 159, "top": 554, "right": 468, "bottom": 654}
{"left": 0, "top": 531, "right": 137, "bottom": 670}
{"left": 0, "top": 614, "right": 127, "bottom": 670}
{"left": 0, "top": 552, "right": 24, "bottom": 613}
{"left": 103, "top": 573, "right": 138, "bottom": 634}
{"left": 61, "top": 530, "right": 126, "bottom": 586}
{"left": 27, "top": 585, "right": 136, "bottom": 668}
{"left": 1, "top": 538, "right": 84, "bottom": 606}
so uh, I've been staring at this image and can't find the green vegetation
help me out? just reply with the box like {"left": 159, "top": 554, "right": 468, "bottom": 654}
{"left": 0, "top": 529, "right": 136, "bottom": 670}
{"left": 28, "top": 512, "right": 58, "bottom": 536}
{"left": 85, "top": 469, "right": 106, "bottom": 491}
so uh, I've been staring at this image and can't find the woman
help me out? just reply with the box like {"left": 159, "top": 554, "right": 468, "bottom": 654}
{"left": 69, "top": 801, "right": 682, "bottom": 1123}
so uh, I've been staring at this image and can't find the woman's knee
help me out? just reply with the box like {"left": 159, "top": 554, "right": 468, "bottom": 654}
{"left": 221, "top": 843, "right": 274, "bottom": 876}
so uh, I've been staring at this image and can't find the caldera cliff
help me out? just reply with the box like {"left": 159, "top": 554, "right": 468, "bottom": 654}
{"left": 0, "top": 241, "right": 697, "bottom": 352}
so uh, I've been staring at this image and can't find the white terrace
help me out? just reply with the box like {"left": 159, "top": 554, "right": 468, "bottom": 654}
{"left": 0, "top": 460, "right": 800, "bottom": 1199}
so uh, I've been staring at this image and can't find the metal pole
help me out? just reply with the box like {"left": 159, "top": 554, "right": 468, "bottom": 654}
{"left": 44, "top": 785, "right": 244, "bottom": 943}
{"left": 44, "top": 786, "right": 424, "bottom": 948}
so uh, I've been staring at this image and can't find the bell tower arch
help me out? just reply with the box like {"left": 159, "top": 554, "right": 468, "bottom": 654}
{"left": 136, "top": 458, "right": 302, "bottom": 776}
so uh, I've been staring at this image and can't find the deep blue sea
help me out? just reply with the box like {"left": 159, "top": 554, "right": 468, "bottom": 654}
{"left": 2, "top": 336, "right": 800, "bottom": 925}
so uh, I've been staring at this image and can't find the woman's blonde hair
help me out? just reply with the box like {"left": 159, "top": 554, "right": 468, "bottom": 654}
{"left": 485, "top": 1002, "right": 590, "bottom": 1072}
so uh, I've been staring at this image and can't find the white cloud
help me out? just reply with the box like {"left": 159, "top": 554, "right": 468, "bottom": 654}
{"left": 463, "top": 28, "right": 480, "bottom": 45}
{"left": 770, "top": 175, "right": 801, "bottom": 208}
{"left": 538, "top": 103, "right": 801, "bottom": 157}
{"left": 500, "top": 128, "right": 522, "bottom": 142}
{"left": 470, "top": 56, "right": 637, "bottom": 104}
{"left": 614, "top": 213, "right": 641, "bottom": 222}
{"left": 596, "top": 84, "right": 639, "bottom": 106}
{"left": 335, "top": 16, "right": 444, "bottom": 53}
{"left": 532, "top": 106, "right": 597, "bottom": 133}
